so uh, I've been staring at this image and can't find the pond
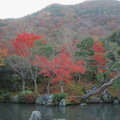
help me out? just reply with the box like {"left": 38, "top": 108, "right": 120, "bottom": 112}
{"left": 0, "top": 103, "right": 120, "bottom": 120}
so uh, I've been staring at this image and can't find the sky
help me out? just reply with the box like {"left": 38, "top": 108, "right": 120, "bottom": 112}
{"left": 0, "top": 0, "right": 86, "bottom": 19}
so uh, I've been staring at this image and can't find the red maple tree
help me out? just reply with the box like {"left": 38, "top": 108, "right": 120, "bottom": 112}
{"left": 35, "top": 51, "right": 86, "bottom": 93}
{"left": 92, "top": 41, "right": 107, "bottom": 72}
{"left": 12, "top": 33, "right": 46, "bottom": 93}
{"left": 13, "top": 33, "right": 43, "bottom": 56}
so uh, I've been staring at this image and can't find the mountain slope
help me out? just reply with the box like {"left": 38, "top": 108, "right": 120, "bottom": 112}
{"left": 0, "top": 0, "right": 120, "bottom": 44}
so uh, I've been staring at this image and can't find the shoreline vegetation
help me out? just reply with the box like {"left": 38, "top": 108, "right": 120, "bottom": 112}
{"left": 0, "top": 88, "right": 120, "bottom": 106}
{"left": 1, "top": 29, "right": 120, "bottom": 106}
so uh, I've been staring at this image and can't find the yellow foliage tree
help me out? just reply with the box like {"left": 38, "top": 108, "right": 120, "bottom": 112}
{"left": 0, "top": 42, "right": 8, "bottom": 66}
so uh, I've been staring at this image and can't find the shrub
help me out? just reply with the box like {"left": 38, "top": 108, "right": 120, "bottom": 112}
{"left": 53, "top": 92, "right": 68, "bottom": 104}
{"left": 0, "top": 90, "right": 5, "bottom": 95}
{"left": 66, "top": 97, "right": 80, "bottom": 105}
{"left": 17, "top": 90, "right": 33, "bottom": 103}
{"left": 0, "top": 96, "right": 4, "bottom": 102}
{"left": 2, "top": 93, "right": 12, "bottom": 103}
{"left": 18, "top": 90, "right": 33, "bottom": 95}
{"left": 17, "top": 92, "right": 38, "bottom": 103}
{"left": 24, "top": 93, "right": 38, "bottom": 103}
{"left": 17, "top": 94, "right": 26, "bottom": 103}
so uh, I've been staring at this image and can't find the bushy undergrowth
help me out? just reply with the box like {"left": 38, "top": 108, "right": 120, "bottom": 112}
{"left": 53, "top": 92, "right": 68, "bottom": 104}
{"left": 66, "top": 97, "right": 80, "bottom": 105}
{"left": 17, "top": 93, "right": 38, "bottom": 103}
{"left": 0, "top": 92, "right": 12, "bottom": 103}
{"left": 17, "top": 90, "right": 38, "bottom": 103}
{"left": 18, "top": 90, "right": 33, "bottom": 95}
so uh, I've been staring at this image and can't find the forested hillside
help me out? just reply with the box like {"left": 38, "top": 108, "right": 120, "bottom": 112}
{"left": 0, "top": 0, "right": 120, "bottom": 44}
{"left": 1, "top": 0, "right": 120, "bottom": 104}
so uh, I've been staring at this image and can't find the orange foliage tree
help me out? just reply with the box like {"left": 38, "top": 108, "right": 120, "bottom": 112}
{"left": 0, "top": 42, "right": 8, "bottom": 66}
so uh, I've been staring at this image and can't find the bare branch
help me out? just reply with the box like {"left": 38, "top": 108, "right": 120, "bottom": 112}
{"left": 81, "top": 74, "right": 120, "bottom": 99}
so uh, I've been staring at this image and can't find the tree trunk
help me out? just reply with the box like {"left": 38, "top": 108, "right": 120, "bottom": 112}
{"left": 34, "top": 80, "right": 38, "bottom": 93}
{"left": 22, "top": 78, "right": 25, "bottom": 92}
{"left": 81, "top": 74, "right": 120, "bottom": 99}
{"left": 78, "top": 74, "right": 81, "bottom": 82}
{"left": 47, "top": 80, "right": 50, "bottom": 94}
{"left": 60, "top": 82, "right": 64, "bottom": 93}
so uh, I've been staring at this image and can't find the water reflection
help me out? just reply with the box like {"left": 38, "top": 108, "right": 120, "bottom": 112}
{"left": 79, "top": 104, "right": 120, "bottom": 120}
{"left": 0, "top": 103, "right": 120, "bottom": 120}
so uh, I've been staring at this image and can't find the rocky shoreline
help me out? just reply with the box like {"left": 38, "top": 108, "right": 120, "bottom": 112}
{"left": 0, "top": 90, "right": 120, "bottom": 106}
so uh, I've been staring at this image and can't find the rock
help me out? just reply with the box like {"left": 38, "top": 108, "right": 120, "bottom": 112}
{"left": 29, "top": 111, "right": 41, "bottom": 120}
{"left": 59, "top": 99, "right": 66, "bottom": 106}
{"left": 118, "top": 97, "right": 120, "bottom": 103}
{"left": 90, "top": 97, "right": 101, "bottom": 103}
{"left": 80, "top": 103, "right": 87, "bottom": 106}
{"left": 113, "top": 99, "right": 119, "bottom": 104}
{"left": 92, "top": 86, "right": 97, "bottom": 91}
{"left": 11, "top": 95, "right": 19, "bottom": 103}
{"left": 36, "top": 94, "right": 53, "bottom": 105}
{"left": 101, "top": 90, "right": 113, "bottom": 103}
{"left": 85, "top": 86, "right": 97, "bottom": 94}
{"left": 85, "top": 90, "right": 92, "bottom": 94}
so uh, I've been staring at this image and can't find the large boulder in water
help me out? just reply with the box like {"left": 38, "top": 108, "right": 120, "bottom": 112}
{"left": 113, "top": 99, "right": 119, "bottom": 104}
{"left": 29, "top": 111, "right": 41, "bottom": 120}
{"left": 36, "top": 94, "right": 53, "bottom": 105}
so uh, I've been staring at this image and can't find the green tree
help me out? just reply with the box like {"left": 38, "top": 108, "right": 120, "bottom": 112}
{"left": 31, "top": 40, "right": 55, "bottom": 58}
{"left": 75, "top": 37, "right": 96, "bottom": 81}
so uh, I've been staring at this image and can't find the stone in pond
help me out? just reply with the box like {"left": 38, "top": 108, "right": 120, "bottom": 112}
{"left": 29, "top": 111, "right": 41, "bottom": 120}
{"left": 113, "top": 99, "right": 119, "bottom": 104}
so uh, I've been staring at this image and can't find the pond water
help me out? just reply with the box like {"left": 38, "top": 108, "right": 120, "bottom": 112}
{"left": 0, "top": 103, "right": 120, "bottom": 120}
